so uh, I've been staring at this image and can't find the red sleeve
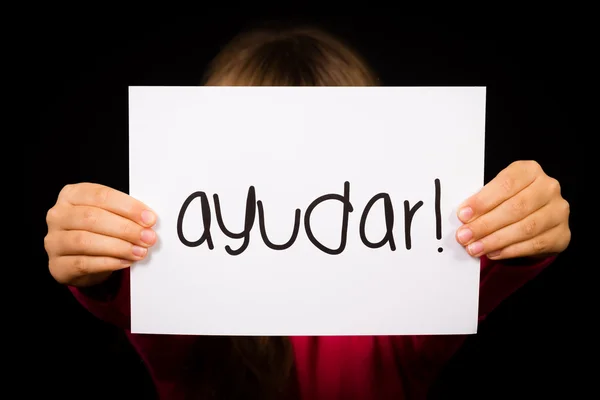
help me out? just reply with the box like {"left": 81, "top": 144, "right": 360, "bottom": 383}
{"left": 477, "top": 255, "right": 555, "bottom": 321}
{"left": 68, "top": 268, "right": 132, "bottom": 330}
{"left": 389, "top": 255, "right": 556, "bottom": 395}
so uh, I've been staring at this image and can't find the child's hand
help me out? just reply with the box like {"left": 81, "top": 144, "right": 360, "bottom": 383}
{"left": 44, "top": 183, "right": 157, "bottom": 287}
{"left": 455, "top": 161, "right": 571, "bottom": 260}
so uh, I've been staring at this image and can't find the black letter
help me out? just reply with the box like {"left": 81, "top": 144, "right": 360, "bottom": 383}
{"left": 304, "top": 181, "right": 354, "bottom": 255}
{"left": 257, "top": 201, "right": 301, "bottom": 250}
{"left": 213, "top": 186, "right": 256, "bottom": 256}
{"left": 177, "top": 191, "right": 214, "bottom": 249}
{"left": 403, "top": 200, "right": 424, "bottom": 250}
{"left": 435, "top": 178, "right": 443, "bottom": 253}
{"left": 359, "top": 193, "right": 396, "bottom": 250}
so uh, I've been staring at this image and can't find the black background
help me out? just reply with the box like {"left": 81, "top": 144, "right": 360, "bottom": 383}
{"left": 29, "top": 16, "right": 584, "bottom": 399}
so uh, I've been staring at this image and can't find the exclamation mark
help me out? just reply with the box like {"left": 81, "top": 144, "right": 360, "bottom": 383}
{"left": 435, "top": 178, "right": 443, "bottom": 253}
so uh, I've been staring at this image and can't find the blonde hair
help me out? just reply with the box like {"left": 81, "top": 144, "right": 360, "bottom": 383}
{"left": 203, "top": 26, "right": 379, "bottom": 86}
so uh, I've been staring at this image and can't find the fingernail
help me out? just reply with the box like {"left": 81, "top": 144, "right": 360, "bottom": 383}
{"left": 121, "top": 259, "right": 132, "bottom": 265}
{"left": 468, "top": 241, "right": 484, "bottom": 256}
{"left": 141, "top": 210, "right": 156, "bottom": 226}
{"left": 140, "top": 229, "right": 156, "bottom": 245}
{"left": 457, "top": 228, "right": 473, "bottom": 244}
{"left": 487, "top": 250, "right": 501, "bottom": 258}
{"left": 132, "top": 245, "right": 147, "bottom": 257}
{"left": 458, "top": 207, "right": 473, "bottom": 222}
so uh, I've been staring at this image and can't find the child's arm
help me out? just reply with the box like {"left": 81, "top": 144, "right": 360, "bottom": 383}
{"left": 68, "top": 269, "right": 132, "bottom": 329}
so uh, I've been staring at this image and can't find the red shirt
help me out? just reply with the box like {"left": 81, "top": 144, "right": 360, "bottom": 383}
{"left": 69, "top": 256, "right": 554, "bottom": 399}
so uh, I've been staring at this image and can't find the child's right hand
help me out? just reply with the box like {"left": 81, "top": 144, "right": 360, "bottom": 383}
{"left": 44, "top": 183, "right": 157, "bottom": 287}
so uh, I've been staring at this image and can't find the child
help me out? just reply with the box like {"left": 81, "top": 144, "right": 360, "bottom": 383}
{"left": 44, "top": 26, "right": 571, "bottom": 399}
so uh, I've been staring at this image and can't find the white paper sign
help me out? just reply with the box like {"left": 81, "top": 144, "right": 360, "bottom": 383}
{"left": 128, "top": 86, "right": 486, "bottom": 336}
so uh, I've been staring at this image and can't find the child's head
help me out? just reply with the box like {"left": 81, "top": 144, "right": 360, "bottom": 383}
{"left": 193, "top": 25, "right": 376, "bottom": 399}
{"left": 203, "top": 26, "right": 378, "bottom": 86}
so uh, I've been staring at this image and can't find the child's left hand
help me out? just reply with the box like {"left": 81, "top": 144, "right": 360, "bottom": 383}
{"left": 455, "top": 160, "right": 571, "bottom": 260}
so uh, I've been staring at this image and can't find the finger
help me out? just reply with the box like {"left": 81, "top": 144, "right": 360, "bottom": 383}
{"left": 457, "top": 160, "right": 542, "bottom": 223}
{"left": 51, "top": 230, "right": 149, "bottom": 261}
{"left": 51, "top": 255, "right": 132, "bottom": 281}
{"left": 456, "top": 177, "right": 549, "bottom": 246}
{"left": 59, "top": 183, "right": 157, "bottom": 227}
{"left": 463, "top": 203, "right": 562, "bottom": 257}
{"left": 485, "top": 223, "right": 571, "bottom": 260}
{"left": 60, "top": 205, "right": 157, "bottom": 247}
